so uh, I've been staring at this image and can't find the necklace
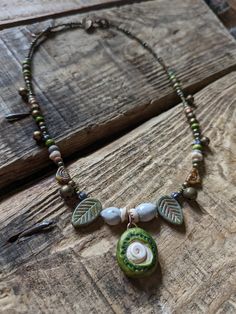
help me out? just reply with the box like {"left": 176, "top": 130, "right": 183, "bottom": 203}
{"left": 16, "top": 17, "right": 209, "bottom": 278}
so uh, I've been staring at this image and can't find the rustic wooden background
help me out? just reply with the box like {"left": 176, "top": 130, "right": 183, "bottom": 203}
{"left": 0, "top": 0, "right": 236, "bottom": 313}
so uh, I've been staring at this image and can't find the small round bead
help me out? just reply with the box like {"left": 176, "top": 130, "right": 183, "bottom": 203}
{"left": 18, "top": 87, "right": 28, "bottom": 97}
{"left": 57, "top": 161, "right": 64, "bottom": 167}
{"left": 186, "top": 94, "right": 194, "bottom": 105}
{"left": 32, "top": 110, "right": 41, "bottom": 117}
{"left": 77, "top": 191, "right": 88, "bottom": 201}
{"left": 193, "top": 132, "right": 201, "bottom": 138}
{"left": 193, "top": 139, "right": 201, "bottom": 145}
{"left": 171, "top": 192, "right": 181, "bottom": 199}
{"left": 46, "top": 139, "right": 55, "bottom": 147}
{"left": 54, "top": 156, "right": 62, "bottom": 164}
{"left": 31, "top": 104, "right": 40, "bottom": 111}
{"left": 192, "top": 150, "right": 203, "bottom": 161}
{"left": 39, "top": 125, "right": 47, "bottom": 132}
{"left": 60, "top": 185, "right": 75, "bottom": 199}
{"left": 186, "top": 112, "right": 195, "bottom": 119}
{"left": 201, "top": 136, "right": 210, "bottom": 146}
{"left": 29, "top": 97, "right": 37, "bottom": 105}
{"left": 183, "top": 187, "right": 198, "bottom": 200}
{"left": 190, "top": 118, "right": 197, "bottom": 123}
{"left": 48, "top": 145, "right": 59, "bottom": 154}
{"left": 49, "top": 150, "right": 61, "bottom": 161}
{"left": 43, "top": 134, "right": 50, "bottom": 141}
{"left": 185, "top": 107, "right": 193, "bottom": 114}
{"left": 191, "top": 123, "right": 200, "bottom": 130}
{"left": 192, "top": 144, "right": 202, "bottom": 150}
{"left": 193, "top": 162, "right": 199, "bottom": 168}
{"left": 35, "top": 116, "right": 44, "bottom": 123}
{"left": 33, "top": 131, "right": 42, "bottom": 141}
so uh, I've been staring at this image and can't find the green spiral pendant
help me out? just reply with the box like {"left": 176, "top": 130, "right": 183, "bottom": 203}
{"left": 116, "top": 227, "right": 158, "bottom": 278}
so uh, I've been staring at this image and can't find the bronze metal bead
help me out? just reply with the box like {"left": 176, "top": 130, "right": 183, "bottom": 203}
{"left": 31, "top": 103, "right": 40, "bottom": 111}
{"left": 33, "top": 130, "right": 42, "bottom": 141}
{"left": 186, "top": 94, "right": 194, "bottom": 105}
{"left": 59, "top": 185, "right": 75, "bottom": 199}
{"left": 18, "top": 87, "right": 28, "bottom": 97}
{"left": 32, "top": 110, "right": 41, "bottom": 117}
{"left": 183, "top": 187, "right": 198, "bottom": 200}
{"left": 201, "top": 136, "right": 210, "bottom": 146}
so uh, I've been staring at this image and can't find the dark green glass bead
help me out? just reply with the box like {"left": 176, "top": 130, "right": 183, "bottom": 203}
{"left": 191, "top": 123, "right": 200, "bottom": 130}
{"left": 45, "top": 139, "right": 55, "bottom": 147}
{"left": 192, "top": 144, "right": 202, "bottom": 150}
{"left": 35, "top": 116, "right": 44, "bottom": 123}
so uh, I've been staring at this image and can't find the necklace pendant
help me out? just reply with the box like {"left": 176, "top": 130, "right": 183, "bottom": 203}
{"left": 71, "top": 198, "right": 102, "bottom": 228}
{"left": 156, "top": 195, "right": 183, "bottom": 225}
{"left": 116, "top": 227, "right": 158, "bottom": 278}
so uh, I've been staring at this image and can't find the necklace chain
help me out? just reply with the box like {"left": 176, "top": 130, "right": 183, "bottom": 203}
{"left": 19, "top": 17, "right": 209, "bottom": 202}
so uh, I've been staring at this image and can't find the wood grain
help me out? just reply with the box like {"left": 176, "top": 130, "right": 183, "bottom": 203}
{"left": 0, "top": 0, "right": 126, "bottom": 29}
{"left": 1, "top": 0, "right": 236, "bottom": 190}
{"left": 0, "top": 71, "right": 235, "bottom": 313}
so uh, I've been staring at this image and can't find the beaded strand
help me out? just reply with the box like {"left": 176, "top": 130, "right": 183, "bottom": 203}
{"left": 18, "top": 17, "right": 209, "bottom": 204}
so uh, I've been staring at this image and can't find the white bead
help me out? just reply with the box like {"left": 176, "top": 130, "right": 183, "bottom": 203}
{"left": 120, "top": 207, "right": 128, "bottom": 222}
{"left": 100, "top": 207, "right": 121, "bottom": 225}
{"left": 191, "top": 150, "right": 203, "bottom": 161}
{"left": 126, "top": 241, "right": 153, "bottom": 265}
{"left": 135, "top": 203, "right": 157, "bottom": 222}
{"left": 129, "top": 208, "right": 139, "bottom": 223}
{"left": 49, "top": 150, "right": 61, "bottom": 161}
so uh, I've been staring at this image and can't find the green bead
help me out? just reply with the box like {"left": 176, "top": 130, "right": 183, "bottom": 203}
{"left": 191, "top": 123, "right": 200, "bottom": 130}
{"left": 116, "top": 227, "right": 158, "bottom": 278}
{"left": 35, "top": 116, "right": 44, "bottom": 123}
{"left": 192, "top": 144, "right": 202, "bottom": 150}
{"left": 45, "top": 139, "right": 55, "bottom": 147}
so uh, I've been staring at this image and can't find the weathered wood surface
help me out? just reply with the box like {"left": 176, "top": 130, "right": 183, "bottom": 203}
{"left": 0, "top": 72, "right": 235, "bottom": 313}
{"left": 1, "top": 0, "right": 236, "bottom": 190}
{"left": 0, "top": 0, "right": 125, "bottom": 29}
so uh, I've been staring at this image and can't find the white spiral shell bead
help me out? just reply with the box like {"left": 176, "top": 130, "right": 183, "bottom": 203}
{"left": 126, "top": 241, "right": 153, "bottom": 264}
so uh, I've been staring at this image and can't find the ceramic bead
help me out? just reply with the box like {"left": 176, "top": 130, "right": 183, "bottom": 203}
{"left": 135, "top": 203, "right": 157, "bottom": 222}
{"left": 191, "top": 150, "right": 203, "bottom": 161}
{"left": 49, "top": 150, "right": 61, "bottom": 161}
{"left": 100, "top": 207, "right": 121, "bottom": 225}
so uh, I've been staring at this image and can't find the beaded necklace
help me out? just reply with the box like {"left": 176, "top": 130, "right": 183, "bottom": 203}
{"left": 15, "top": 17, "right": 209, "bottom": 278}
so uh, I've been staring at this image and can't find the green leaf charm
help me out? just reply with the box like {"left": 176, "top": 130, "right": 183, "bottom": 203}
{"left": 116, "top": 227, "right": 158, "bottom": 278}
{"left": 72, "top": 198, "right": 102, "bottom": 228}
{"left": 156, "top": 195, "right": 183, "bottom": 225}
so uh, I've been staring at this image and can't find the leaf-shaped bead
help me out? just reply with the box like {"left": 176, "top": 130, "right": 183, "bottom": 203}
{"left": 72, "top": 198, "right": 102, "bottom": 228}
{"left": 156, "top": 195, "right": 183, "bottom": 225}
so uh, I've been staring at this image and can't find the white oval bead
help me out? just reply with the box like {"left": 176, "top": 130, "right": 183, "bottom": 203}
{"left": 135, "top": 203, "right": 157, "bottom": 222}
{"left": 49, "top": 150, "right": 61, "bottom": 161}
{"left": 191, "top": 150, "right": 203, "bottom": 161}
{"left": 100, "top": 207, "right": 121, "bottom": 225}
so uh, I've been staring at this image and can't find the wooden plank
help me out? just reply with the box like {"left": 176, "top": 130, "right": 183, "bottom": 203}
{"left": 0, "top": 72, "right": 235, "bottom": 313}
{"left": 1, "top": 0, "right": 236, "bottom": 190}
{"left": 0, "top": 0, "right": 127, "bottom": 29}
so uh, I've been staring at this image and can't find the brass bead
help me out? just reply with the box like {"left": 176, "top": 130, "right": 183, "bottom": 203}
{"left": 31, "top": 103, "right": 40, "bottom": 111}
{"left": 59, "top": 185, "right": 75, "bottom": 199}
{"left": 18, "top": 87, "right": 28, "bottom": 97}
{"left": 183, "top": 187, "right": 198, "bottom": 200}
{"left": 186, "top": 94, "right": 194, "bottom": 105}
{"left": 33, "top": 130, "right": 42, "bottom": 141}
{"left": 201, "top": 136, "right": 210, "bottom": 146}
{"left": 32, "top": 110, "right": 41, "bottom": 117}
